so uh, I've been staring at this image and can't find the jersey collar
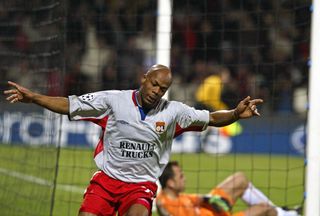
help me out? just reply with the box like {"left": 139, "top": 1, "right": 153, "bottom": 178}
{"left": 132, "top": 90, "right": 148, "bottom": 120}
{"left": 132, "top": 90, "right": 139, "bottom": 107}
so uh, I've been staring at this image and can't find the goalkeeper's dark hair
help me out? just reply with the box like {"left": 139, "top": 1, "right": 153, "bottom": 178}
{"left": 159, "top": 161, "right": 179, "bottom": 188}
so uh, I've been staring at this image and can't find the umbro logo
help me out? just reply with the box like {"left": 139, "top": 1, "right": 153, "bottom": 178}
{"left": 117, "top": 120, "right": 129, "bottom": 125}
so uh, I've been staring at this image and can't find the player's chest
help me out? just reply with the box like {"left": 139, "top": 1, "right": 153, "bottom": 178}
{"left": 111, "top": 106, "right": 175, "bottom": 138}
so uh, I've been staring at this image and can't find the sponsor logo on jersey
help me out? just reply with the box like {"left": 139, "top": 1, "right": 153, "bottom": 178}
{"left": 119, "top": 141, "right": 155, "bottom": 159}
{"left": 155, "top": 121, "right": 165, "bottom": 134}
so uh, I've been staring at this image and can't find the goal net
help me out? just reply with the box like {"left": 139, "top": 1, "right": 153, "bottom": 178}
{"left": 0, "top": 0, "right": 310, "bottom": 215}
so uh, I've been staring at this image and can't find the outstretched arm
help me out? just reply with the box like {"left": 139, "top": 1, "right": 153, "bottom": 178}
{"left": 209, "top": 96, "right": 263, "bottom": 127}
{"left": 4, "top": 81, "right": 69, "bottom": 115}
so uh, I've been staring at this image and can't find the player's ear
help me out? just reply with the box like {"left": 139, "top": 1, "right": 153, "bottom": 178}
{"left": 141, "top": 74, "right": 147, "bottom": 84}
{"left": 167, "top": 179, "right": 175, "bottom": 189}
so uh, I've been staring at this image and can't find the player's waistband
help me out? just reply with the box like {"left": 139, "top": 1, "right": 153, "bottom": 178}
{"left": 90, "top": 170, "right": 158, "bottom": 195}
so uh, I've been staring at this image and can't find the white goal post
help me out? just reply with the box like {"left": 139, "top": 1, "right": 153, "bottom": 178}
{"left": 156, "top": 0, "right": 172, "bottom": 68}
{"left": 156, "top": 0, "right": 172, "bottom": 100}
{"left": 306, "top": 1, "right": 320, "bottom": 215}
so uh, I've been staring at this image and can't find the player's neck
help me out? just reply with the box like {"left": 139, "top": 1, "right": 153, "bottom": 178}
{"left": 136, "top": 90, "right": 153, "bottom": 111}
{"left": 163, "top": 188, "right": 180, "bottom": 199}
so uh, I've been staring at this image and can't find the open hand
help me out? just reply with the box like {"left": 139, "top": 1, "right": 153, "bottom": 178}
{"left": 235, "top": 96, "right": 263, "bottom": 119}
{"left": 4, "top": 81, "right": 34, "bottom": 103}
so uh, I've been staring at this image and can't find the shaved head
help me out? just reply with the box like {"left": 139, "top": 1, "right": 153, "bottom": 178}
{"left": 146, "top": 64, "right": 172, "bottom": 84}
{"left": 146, "top": 64, "right": 171, "bottom": 74}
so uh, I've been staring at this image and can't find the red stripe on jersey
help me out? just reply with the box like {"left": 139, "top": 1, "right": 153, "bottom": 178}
{"left": 132, "top": 90, "right": 138, "bottom": 106}
{"left": 81, "top": 116, "right": 109, "bottom": 157}
{"left": 82, "top": 116, "right": 109, "bottom": 129}
{"left": 94, "top": 138, "right": 104, "bottom": 157}
{"left": 174, "top": 123, "right": 204, "bottom": 138}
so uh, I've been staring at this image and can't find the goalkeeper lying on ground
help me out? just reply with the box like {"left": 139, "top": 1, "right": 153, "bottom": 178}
{"left": 157, "top": 161, "right": 301, "bottom": 216}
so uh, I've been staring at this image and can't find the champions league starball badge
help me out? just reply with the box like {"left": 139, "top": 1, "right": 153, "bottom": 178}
{"left": 80, "top": 93, "right": 94, "bottom": 101}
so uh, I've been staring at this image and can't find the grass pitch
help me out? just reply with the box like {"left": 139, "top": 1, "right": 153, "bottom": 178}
{"left": 0, "top": 144, "right": 304, "bottom": 216}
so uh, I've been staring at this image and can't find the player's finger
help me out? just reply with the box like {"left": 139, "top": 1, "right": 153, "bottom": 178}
{"left": 253, "top": 108, "right": 260, "bottom": 116}
{"left": 251, "top": 105, "right": 256, "bottom": 111}
{"left": 241, "top": 96, "right": 251, "bottom": 105}
{"left": 7, "top": 81, "right": 20, "bottom": 89}
{"left": 4, "top": 89, "right": 17, "bottom": 95}
{"left": 250, "top": 99, "right": 264, "bottom": 105}
{"left": 6, "top": 94, "right": 17, "bottom": 102}
{"left": 10, "top": 97, "right": 19, "bottom": 103}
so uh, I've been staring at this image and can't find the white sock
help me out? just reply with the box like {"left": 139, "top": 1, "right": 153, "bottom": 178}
{"left": 241, "top": 182, "right": 274, "bottom": 206}
{"left": 276, "top": 207, "right": 299, "bottom": 216}
{"left": 242, "top": 183, "right": 300, "bottom": 216}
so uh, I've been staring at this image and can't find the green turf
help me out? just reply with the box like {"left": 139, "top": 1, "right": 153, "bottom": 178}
{"left": 0, "top": 144, "right": 304, "bottom": 216}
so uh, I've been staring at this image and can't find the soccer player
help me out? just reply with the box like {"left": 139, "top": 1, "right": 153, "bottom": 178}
{"left": 157, "top": 161, "right": 301, "bottom": 216}
{"left": 4, "top": 64, "right": 263, "bottom": 216}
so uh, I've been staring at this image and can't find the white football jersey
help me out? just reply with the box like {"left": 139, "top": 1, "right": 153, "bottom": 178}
{"left": 69, "top": 90, "right": 209, "bottom": 183}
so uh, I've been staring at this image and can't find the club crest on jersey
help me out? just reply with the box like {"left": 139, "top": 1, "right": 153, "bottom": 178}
{"left": 155, "top": 121, "right": 166, "bottom": 134}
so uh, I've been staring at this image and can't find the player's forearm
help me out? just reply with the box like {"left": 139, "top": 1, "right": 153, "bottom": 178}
{"left": 32, "top": 93, "right": 69, "bottom": 114}
{"left": 208, "top": 109, "right": 239, "bottom": 127}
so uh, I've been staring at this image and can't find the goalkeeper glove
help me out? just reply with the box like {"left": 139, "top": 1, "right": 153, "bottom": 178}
{"left": 204, "top": 194, "right": 232, "bottom": 213}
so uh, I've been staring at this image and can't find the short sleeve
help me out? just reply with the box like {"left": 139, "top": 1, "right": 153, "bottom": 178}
{"left": 68, "top": 91, "right": 112, "bottom": 120}
{"left": 174, "top": 102, "right": 209, "bottom": 130}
